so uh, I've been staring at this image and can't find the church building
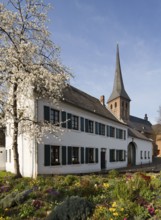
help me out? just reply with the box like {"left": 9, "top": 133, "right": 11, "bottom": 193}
{"left": 107, "top": 45, "right": 154, "bottom": 165}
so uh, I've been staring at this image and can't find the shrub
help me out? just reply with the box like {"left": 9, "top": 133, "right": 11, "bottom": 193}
{"left": 108, "top": 170, "right": 119, "bottom": 179}
{"left": 46, "top": 196, "right": 94, "bottom": 220}
{"left": 64, "top": 175, "right": 79, "bottom": 186}
{"left": 0, "top": 189, "right": 32, "bottom": 209}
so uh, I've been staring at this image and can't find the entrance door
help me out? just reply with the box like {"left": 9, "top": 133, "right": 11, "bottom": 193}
{"left": 101, "top": 150, "right": 106, "bottom": 169}
{"left": 128, "top": 143, "right": 136, "bottom": 166}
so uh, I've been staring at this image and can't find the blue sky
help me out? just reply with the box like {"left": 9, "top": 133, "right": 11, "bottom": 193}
{"left": 48, "top": 0, "right": 161, "bottom": 124}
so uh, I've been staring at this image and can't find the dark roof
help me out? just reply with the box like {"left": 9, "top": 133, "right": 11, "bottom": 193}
{"left": 108, "top": 45, "right": 131, "bottom": 103}
{"left": 128, "top": 127, "right": 151, "bottom": 141}
{"left": 128, "top": 115, "right": 153, "bottom": 135}
{"left": 62, "top": 84, "right": 123, "bottom": 124}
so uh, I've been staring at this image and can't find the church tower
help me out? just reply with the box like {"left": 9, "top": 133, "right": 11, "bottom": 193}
{"left": 107, "top": 45, "right": 131, "bottom": 122}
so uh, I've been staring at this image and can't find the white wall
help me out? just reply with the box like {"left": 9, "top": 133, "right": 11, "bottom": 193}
{"left": 0, "top": 147, "right": 6, "bottom": 170}
{"left": 5, "top": 91, "right": 37, "bottom": 177}
{"left": 128, "top": 136, "right": 153, "bottom": 165}
{"left": 5, "top": 96, "right": 153, "bottom": 177}
{"left": 37, "top": 100, "right": 128, "bottom": 175}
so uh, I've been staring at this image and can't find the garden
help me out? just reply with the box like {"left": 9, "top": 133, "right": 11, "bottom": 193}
{"left": 0, "top": 170, "right": 161, "bottom": 219}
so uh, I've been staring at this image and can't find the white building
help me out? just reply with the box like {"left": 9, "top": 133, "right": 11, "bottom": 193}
{"left": 3, "top": 46, "right": 153, "bottom": 177}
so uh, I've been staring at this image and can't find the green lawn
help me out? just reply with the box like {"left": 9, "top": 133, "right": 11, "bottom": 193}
{"left": 0, "top": 170, "right": 161, "bottom": 219}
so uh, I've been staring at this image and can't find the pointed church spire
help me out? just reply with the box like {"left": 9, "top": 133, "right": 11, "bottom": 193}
{"left": 108, "top": 44, "right": 131, "bottom": 102}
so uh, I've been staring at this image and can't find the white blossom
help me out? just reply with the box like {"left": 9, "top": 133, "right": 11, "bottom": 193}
{"left": 0, "top": 0, "right": 71, "bottom": 176}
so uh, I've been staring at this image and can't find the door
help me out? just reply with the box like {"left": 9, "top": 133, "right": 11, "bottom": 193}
{"left": 128, "top": 143, "right": 136, "bottom": 166}
{"left": 101, "top": 151, "right": 106, "bottom": 169}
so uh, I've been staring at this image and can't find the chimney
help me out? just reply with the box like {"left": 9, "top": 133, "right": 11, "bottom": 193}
{"left": 144, "top": 114, "right": 148, "bottom": 121}
{"left": 100, "top": 95, "right": 105, "bottom": 106}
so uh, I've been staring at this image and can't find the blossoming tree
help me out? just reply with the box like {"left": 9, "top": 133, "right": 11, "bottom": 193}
{"left": 0, "top": 0, "right": 70, "bottom": 177}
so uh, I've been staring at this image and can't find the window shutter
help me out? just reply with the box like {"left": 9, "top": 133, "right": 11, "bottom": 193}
{"left": 124, "top": 150, "right": 126, "bottom": 161}
{"left": 81, "top": 147, "right": 84, "bottom": 164}
{"left": 85, "top": 148, "right": 89, "bottom": 163}
{"left": 110, "top": 149, "right": 115, "bottom": 162}
{"left": 67, "top": 113, "right": 72, "bottom": 129}
{"left": 99, "top": 123, "right": 101, "bottom": 135}
{"left": 95, "top": 148, "right": 98, "bottom": 163}
{"left": 80, "top": 117, "right": 84, "bottom": 132}
{"left": 62, "top": 111, "right": 66, "bottom": 128}
{"left": 44, "top": 145, "right": 50, "bottom": 166}
{"left": 124, "top": 130, "right": 126, "bottom": 140}
{"left": 68, "top": 146, "right": 72, "bottom": 164}
{"left": 95, "top": 122, "right": 99, "bottom": 134}
{"left": 44, "top": 106, "right": 50, "bottom": 122}
{"left": 85, "top": 119, "right": 88, "bottom": 132}
{"left": 62, "top": 146, "right": 66, "bottom": 165}
{"left": 107, "top": 125, "right": 110, "bottom": 136}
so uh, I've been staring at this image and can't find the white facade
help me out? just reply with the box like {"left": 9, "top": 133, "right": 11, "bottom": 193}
{"left": 37, "top": 100, "right": 128, "bottom": 175}
{"left": 127, "top": 136, "right": 152, "bottom": 166}
{"left": 4, "top": 96, "right": 153, "bottom": 177}
{"left": 0, "top": 147, "right": 6, "bottom": 170}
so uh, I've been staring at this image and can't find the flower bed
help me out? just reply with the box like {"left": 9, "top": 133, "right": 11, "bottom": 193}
{"left": 0, "top": 171, "right": 161, "bottom": 219}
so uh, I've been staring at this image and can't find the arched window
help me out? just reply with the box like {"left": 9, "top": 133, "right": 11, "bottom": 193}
{"left": 115, "top": 102, "right": 117, "bottom": 108}
{"left": 110, "top": 104, "right": 113, "bottom": 109}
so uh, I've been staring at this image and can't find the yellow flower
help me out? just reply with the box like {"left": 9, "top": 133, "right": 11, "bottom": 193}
{"left": 113, "top": 212, "right": 119, "bottom": 216}
{"left": 112, "top": 201, "right": 117, "bottom": 207}
{"left": 109, "top": 207, "right": 116, "bottom": 212}
{"left": 120, "top": 207, "right": 124, "bottom": 211}
{"left": 103, "top": 182, "right": 110, "bottom": 188}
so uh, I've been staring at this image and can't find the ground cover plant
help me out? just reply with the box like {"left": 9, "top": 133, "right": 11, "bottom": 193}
{"left": 1, "top": 170, "right": 161, "bottom": 219}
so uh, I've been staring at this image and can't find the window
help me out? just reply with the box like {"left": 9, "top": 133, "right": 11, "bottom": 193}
{"left": 144, "top": 151, "right": 147, "bottom": 159}
{"left": 116, "top": 150, "right": 126, "bottom": 161}
{"left": 99, "top": 123, "right": 105, "bottom": 135}
{"left": 67, "top": 113, "right": 79, "bottom": 130}
{"left": 86, "top": 148, "right": 95, "bottom": 163}
{"left": 85, "top": 119, "right": 93, "bottom": 133}
{"left": 110, "top": 149, "right": 115, "bottom": 162}
{"left": 107, "top": 126, "right": 115, "bottom": 137}
{"left": 72, "top": 147, "right": 79, "bottom": 164}
{"left": 110, "top": 104, "right": 113, "bottom": 109}
{"left": 44, "top": 106, "right": 59, "bottom": 125}
{"left": 71, "top": 115, "right": 79, "bottom": 130}
{"left": 50, "top": 109, "right": 59, "bottom": 125}
{"left": 110, "top": 126, "right": 115, "bottom": 137}
{"left": 68, "top": 146, "right": 80, "bottom": 164}
{"left": 115, "top": 102, "right": 117, "bottom": 108}
{"left": 44, "top": 145, "right": 60, "bottom": 166}
{"left": 140, "top": 151, "right": 143, "bottom": 159}
{"left": 51, "top": 146, "right": 60, "bottom": 165}
{"left": 148, "top": 151, "right": 150, "bottom": 159}
{"left": 110, "top": 149, "right": 125, "bottom": 162}
{"left": 116, "top": 128, "right": 123, "bottom": 139}
{"left": 89, "top": 148, "right": 94, "bottom": 162}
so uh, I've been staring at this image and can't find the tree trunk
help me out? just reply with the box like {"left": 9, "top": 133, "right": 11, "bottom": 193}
{"left": 12, "top": 83, "right": 22, "bottom": 178}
